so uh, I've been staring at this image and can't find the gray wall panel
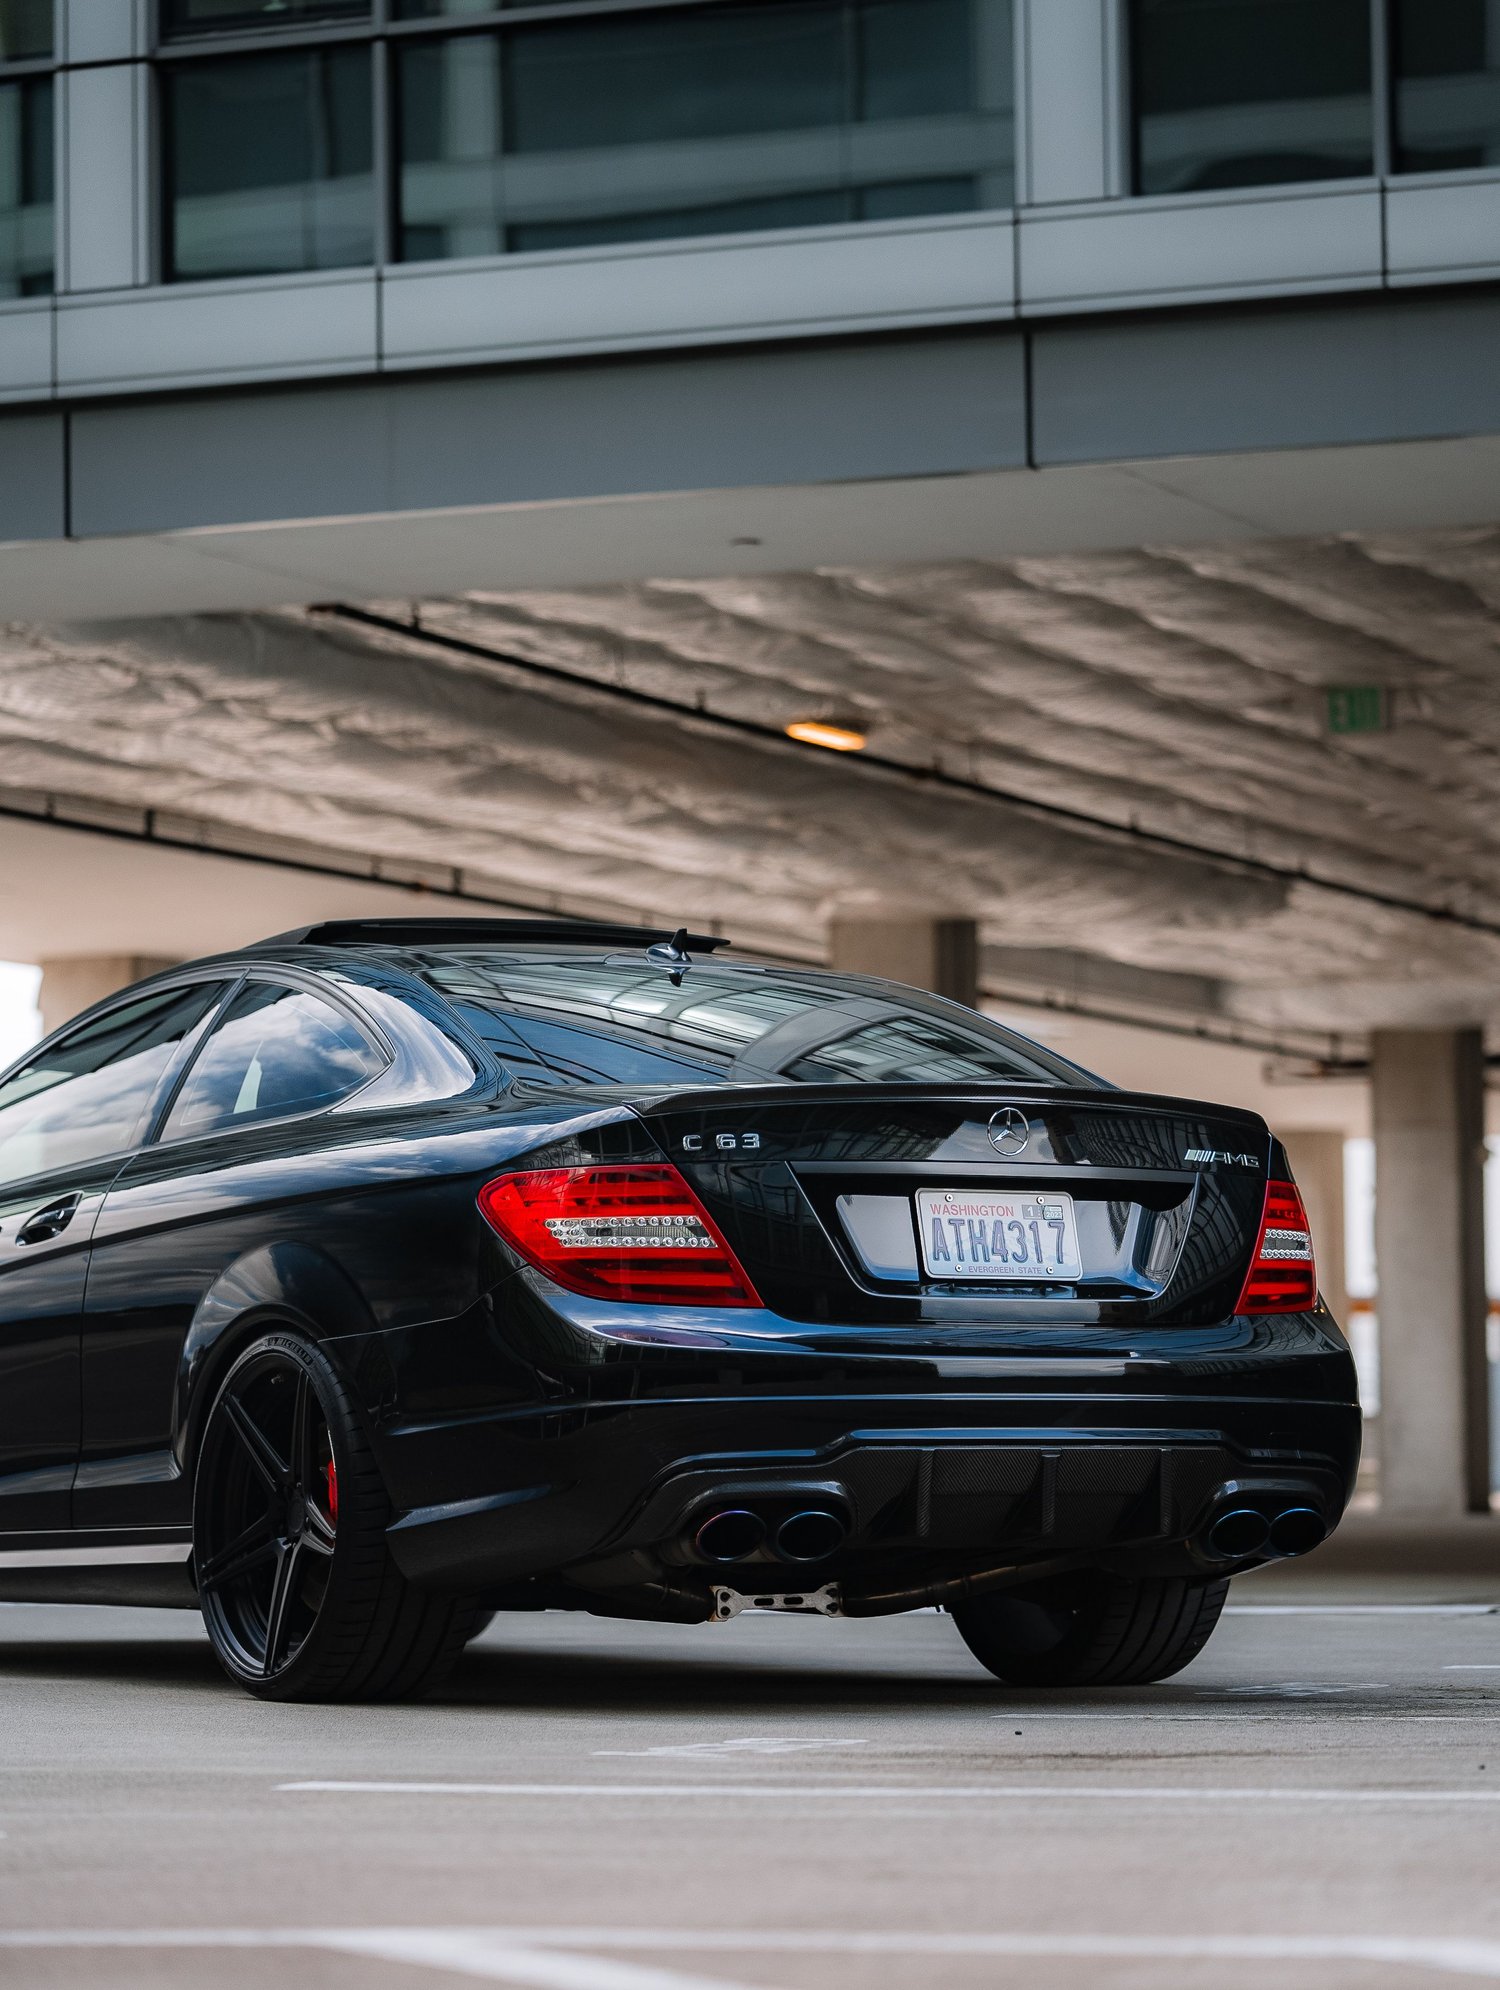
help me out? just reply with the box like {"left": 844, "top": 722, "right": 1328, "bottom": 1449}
{"left": 70, "top": 333, "right": 1028, "bottom": 537}
{"left": 1033, "top": 291, "right": 1500, "bottom": 463}
{"left": 0, "top": 414, "right": 66, "bottom": 542}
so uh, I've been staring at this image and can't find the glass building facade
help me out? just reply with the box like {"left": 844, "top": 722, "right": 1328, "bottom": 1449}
{"left": 0, "top": 2, "right": 1497, "bottom": 302}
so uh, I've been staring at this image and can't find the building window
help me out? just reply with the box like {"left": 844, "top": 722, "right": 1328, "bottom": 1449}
{"left": 0, "top": 75, "right": 51, "bottom": 296}
{"left": 0, "top": 0, "right": 50, "bottom": 62}
{"left": 394, "top": 0, "right": 1014, "bottom": 263}
{"left": 1131, "top": 0, "right": 1374, "bottom": 195}
{"left": 1392, "top": 0, "right": 1500, "bottom": 173}
{"left": 164, "top": 47, "right": 373, "bottom": 280}
{"left": 160, "top": 0, "right": 370, "bottom": 37}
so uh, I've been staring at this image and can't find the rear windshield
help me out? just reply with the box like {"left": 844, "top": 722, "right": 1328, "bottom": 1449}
{"left": 417, "top": 952, "right": 1094, "bottom": 1091}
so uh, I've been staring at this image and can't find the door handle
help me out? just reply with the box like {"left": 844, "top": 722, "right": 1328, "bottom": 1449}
{"left": 16, "top": 1194, "right": 83, "bottom": 1246}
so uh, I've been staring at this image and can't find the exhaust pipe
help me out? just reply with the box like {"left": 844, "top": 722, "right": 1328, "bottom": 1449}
{"left": 1206, "top": 1507, "right": 1270, "bottom": 1560}
{"left": 774, "top": 1509, "right": 847, "bottom": 1563}
{"left": 1267, "top": 1506, "right": 1326, "bottom": 1558}
{"left": 694, "top": 1509, "right": 766, "bottom": 1563}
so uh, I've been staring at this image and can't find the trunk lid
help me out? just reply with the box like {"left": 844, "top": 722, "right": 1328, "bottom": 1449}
{"left": 633, "top": 1083, "right": 1271, "bottom": 1326}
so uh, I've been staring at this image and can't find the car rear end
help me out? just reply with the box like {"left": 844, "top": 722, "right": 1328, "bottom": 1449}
{"left": 388, "top": 1057, "right": 1358, "bottom": 1621}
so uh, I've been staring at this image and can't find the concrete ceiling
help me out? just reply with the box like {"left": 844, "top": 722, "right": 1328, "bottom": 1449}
{"left": 4, "top": 522, "right": 1500, "bottom": 1040}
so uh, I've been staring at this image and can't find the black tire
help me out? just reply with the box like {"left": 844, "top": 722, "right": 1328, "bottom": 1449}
{"left": 951, "top": 1569, "right": 1230, "bottom": 1688}
{"left": 465, "top": 1610, "right": 498, "bottom": 1645}
{"left": 193, "top": 1329, "right": 480, "bottom": 1703}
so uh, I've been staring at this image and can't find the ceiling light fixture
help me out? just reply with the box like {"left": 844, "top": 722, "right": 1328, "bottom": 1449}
{"left": 784, "top": 717, "right": 868, "bottom": 752}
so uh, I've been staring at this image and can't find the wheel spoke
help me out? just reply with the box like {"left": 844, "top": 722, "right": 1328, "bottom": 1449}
{"left": 223, "top": 1392, "right": 290, "bottom": 1494}
{"left": 303, "top": 1500, "right": 336, "bottom": 1556}
{"left": 198, "top": 1511, "right": 278, "bottom": 1592}
{"left": 262, "top": 1539, "right": 302, "bottom": 1675}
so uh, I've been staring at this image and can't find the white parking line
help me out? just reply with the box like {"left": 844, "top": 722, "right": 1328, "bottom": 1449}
{"left": 279, "top": 1778, "right": 1500, "bottom": 1805}
{"left": 1226, "top": 1605, "right": 1496, "bottom": 1616}
{"left": 8, "top": 1927, "right": 1500, "bottom": 1985}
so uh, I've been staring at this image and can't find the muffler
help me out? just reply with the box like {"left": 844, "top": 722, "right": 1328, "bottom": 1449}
{"left": 694, "top": 1509, "right": 766, "bottom": 1563}
{"left": 773, "top": 1509, "right": 848, "bottom": 1563}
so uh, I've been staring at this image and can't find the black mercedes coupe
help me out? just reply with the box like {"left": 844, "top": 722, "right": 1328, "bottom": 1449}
{"left": 0, "top": 919, "right": 1359, "bottom": 1700}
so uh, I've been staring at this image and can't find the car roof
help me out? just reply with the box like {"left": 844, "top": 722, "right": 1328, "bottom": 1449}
{"left": 249, "top": 918, "right": 731, "bottom": 952}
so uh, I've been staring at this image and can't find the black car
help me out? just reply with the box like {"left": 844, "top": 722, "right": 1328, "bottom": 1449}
{"left": 0, "top": 918, "right": 1358, "bottom": 1701}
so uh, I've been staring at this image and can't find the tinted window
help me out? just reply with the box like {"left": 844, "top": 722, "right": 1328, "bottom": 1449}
{"left": 1393, "top": 0, "right": 1500, "bottom": 172}
{"left": 0, "top": 1, "right": 51, "bottom": 59}
{"left": 164, "top": 47, "right": 373, "bottom": 280}
{"left": 0, "top": 984, "right": 225, "bottom": 1188}
{"left": 0, "top": 77, "right": 52, "bottom": 298}
{"left": 395, "top": 0, "right": 1013, "bottom": 263}
{"left": 161, "top": 0, "right": 368, "bottom": 32}
{"left": 1132, "top": 0, "right": 1373, "bottom": 195}
{"left": 163, "top": 982, "right": 385, "bottom": 1138}
{"left": 421, "top": 952, "right": 1087, "bottom": 1090}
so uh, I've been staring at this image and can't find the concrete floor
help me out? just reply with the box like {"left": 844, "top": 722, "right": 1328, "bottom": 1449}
{"left": 2, "top": 1555, "right": 1500, "bottom": 1990}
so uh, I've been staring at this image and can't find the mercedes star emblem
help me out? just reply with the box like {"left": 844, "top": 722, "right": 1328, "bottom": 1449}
{"left": 987, "top": 1107, "right": 1030, "bottom": 1156}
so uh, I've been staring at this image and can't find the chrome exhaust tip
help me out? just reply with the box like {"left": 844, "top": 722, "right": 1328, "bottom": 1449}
{"left": 1206, "top": 1507, "right": 1270, "bottom": 1559}
{"left": 694, "top": 1509, "right": 766, "bottom": 1563}
{"left": 774, "top": 1509, "right": 848, "bottom": 1563}
{"left": 1267, "top": 1506, "right": 1327, "bottom": 1558}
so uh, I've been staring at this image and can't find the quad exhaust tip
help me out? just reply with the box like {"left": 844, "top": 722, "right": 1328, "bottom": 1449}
{"left": 694, "top": 1509, "right": 766, "bottom": 1563}
{"left": 774, "top": 1509, "right": 848, "bottom": 1563}
{"left": 692, "top": 1506, "right": 849, "bottom": 1564}
{"left": 1205, "top": 1504, "right": 1327, "bottom": 1562}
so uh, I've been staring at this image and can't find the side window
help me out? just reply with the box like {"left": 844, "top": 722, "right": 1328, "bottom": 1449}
{"left": 162, "top": 981, "right": 386, "bottom": 1139}
{"left": 0, "top": 983, "right": 227, "bottom": 1189}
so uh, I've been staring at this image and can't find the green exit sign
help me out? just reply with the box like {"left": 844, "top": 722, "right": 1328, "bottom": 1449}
{"left": 1326, "top": 686, "right": 1388, "bottom": 735}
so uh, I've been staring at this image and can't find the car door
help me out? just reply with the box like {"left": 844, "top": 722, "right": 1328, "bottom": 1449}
{"left": 0, "top": 981, "right": 229, "bottom": 1535}
{"left": 76, "top": 976, "right": 389, "bottom": 1529}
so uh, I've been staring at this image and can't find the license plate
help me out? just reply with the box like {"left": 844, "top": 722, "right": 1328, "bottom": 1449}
{"left": 917, "top": 1188, "right": 1082, "bottom": 1282}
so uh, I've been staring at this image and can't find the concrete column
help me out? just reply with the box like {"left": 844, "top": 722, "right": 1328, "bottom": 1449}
{"left": 38, "top": 955, "right": 178, "bottom": 1035}
{"left": 828, "top": 918, "right": 978, "bottom": 1007}
{"left": 1278, "top": 1129, "right": 1349, "bottom": 1330}
{"left": 1371, "top": 1029, "right": 1490, "bottom": 1517}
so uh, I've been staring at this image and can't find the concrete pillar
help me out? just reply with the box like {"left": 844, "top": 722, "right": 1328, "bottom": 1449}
{"left": 1371, "top": 1029, "right": 1490, "bottom": 1517}
{"left": 38, "top": 955, "right": 178, "bottom": 1036}
{"left": 828, "top": 918, "right": 979, "bottom": 1007}
{"left": 1278, "top": 1129, "right": 1350, "bottom": 1330}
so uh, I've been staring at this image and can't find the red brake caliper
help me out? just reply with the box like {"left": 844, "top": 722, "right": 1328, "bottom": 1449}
{"left": 324, "top": 1457, "right": 339, "bottom": 1526}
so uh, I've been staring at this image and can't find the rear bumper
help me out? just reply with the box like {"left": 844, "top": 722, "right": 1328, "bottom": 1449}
{"left": 340, "top": 1276, "right": 1360, "bottom": 1600}
{"left": 375, "top": 1384, "right": 1361, "bottom": 1594}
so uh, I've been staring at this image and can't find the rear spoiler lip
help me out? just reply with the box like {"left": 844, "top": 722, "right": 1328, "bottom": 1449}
{"left": 625, "top": 1080, "right": 1270, "bottom": 1136}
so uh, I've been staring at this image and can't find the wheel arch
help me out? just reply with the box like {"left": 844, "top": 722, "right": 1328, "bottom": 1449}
{"left": 174, "top": 1241, "right": 382, "bottom": 1483}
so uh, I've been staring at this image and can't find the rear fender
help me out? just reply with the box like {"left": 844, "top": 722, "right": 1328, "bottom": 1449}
{"left": 173, "top": 1241, "right": 381, "bottom": 1478}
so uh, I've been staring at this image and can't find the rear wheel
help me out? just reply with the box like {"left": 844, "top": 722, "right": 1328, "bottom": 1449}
{"left": 193, "top": 1330, "right": 479, "bottom": 1702}
{"left": 951, "top": 1570, "right": 1229, "bottom": 1687}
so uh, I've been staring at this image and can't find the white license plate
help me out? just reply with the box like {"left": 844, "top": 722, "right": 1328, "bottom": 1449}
{"left": 917, "top": 1188, "right": 1083, "bottom": 1282}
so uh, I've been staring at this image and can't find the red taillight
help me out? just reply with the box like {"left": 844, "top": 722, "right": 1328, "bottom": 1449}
{"left": 477, "top": 1163, "right": 762, "bottom": 1308}
{"left": 1234, "top": 1178, "right": 1317, "bottom": 1315}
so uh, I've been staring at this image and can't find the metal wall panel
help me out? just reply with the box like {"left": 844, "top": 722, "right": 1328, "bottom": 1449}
{"left": 60, "top": 64, "right": 146, "bottom": 293}
{"left": 0, "top": 305, "right": 53, "bottom": 399}
{"left": 1032, "top": 290, "right": 1500, "bottom": 463}
{"left": 1020, "top": 185, "right": 1383, "bottom": 314}
{"left": 381, "top": 216, "right": 1017, "bottom": 370}
{"left": 60, "top": 0, "right": 149, "bottom": 64}
{"left": 68, "top": 331, "right": 1028, "bottom": 536}
{"left": 1387, "top": 179, "right": 1500, "bottom": 287}
{"left": 56, "top": 272, "right": 380, "bottom": 393}
{"left": 1021, "top": 0, "right": 1120, "bottom": 204}
{"left": 0, "top": 413, "right": 65, "bottom": 540}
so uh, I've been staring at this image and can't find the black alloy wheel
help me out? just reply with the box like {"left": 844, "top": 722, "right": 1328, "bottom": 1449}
{"left": 193, "top": 1331, "right": 479, "bottom": 1702}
